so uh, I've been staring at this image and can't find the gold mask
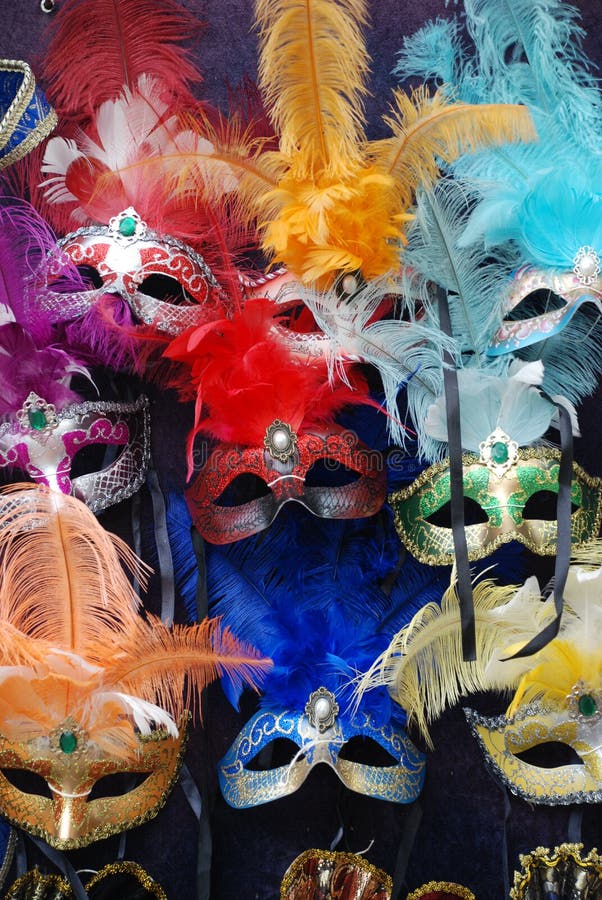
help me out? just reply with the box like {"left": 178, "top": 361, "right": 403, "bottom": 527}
{"left": 391, "top": 448, "right": 602, "bottom": 565}
{"left": 0, "top": 716, "right": 187, "bottom": 849}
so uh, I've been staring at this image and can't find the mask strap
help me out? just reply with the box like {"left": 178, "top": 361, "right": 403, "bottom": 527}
{"left": 390, "top": 799, "right": 423, "bottom": 900}
{"left": 27, "top": 836, "right": 89, "bottom": 900}
{"left": 437, "top": 286, "right": 476, "bottom": 661}
{"left": 567, "top": 808, "right": 583, "bottom": 844}
{"left": 146, "top": 469, "right": 175, "bottom": 626}
{"left": 192, "top": 528, "right": 208, "bottom": 622}
{"left": 131, "top": 490, "right": 143, "bottom": 598}
{"left": 14, "top": 832, "right": 26, "bottom": 878}
{"left": 504, "top": 400, "right": 572, "bottom": 658}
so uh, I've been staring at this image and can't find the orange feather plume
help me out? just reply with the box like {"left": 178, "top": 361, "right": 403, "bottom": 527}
{"left": 0, "top": 485, "right": 270, "bottom": 755}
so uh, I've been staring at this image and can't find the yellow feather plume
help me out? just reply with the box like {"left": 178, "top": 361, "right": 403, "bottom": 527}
{"left": 372, "top": 86, "right": 538, "bottom": 214}
{"left": 255, "top": 0, "right": 369, "bottom": 178}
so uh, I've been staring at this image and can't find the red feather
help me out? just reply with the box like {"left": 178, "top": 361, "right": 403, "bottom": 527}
{"left": 165, "top": 298, "right": 372, "bottom": 450}
{"left": 41, "top": 0, "right": 205, "bottom": 123}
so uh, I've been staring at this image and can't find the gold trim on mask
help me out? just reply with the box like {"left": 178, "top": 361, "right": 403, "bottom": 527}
{"left": 281, "top": 849, "right": 392, "bottom": 899}
{"left": 0, "top": 716, "right": 189, "bottom": 849}
{"left": 5, "top": 860, "right": 168, "bottom": 899}
{"left": 510, "top": 842, "right": 602, "bottom": 899}
{"left": 406, "top": 881, "right": 476, "bottom": 899}
{"left": 390, "top": 448, "right": 602, "bottom": 566}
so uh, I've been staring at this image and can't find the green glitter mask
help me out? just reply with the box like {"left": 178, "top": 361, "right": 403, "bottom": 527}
{"left": 390, "top": 448, "right": 602, "bottom": 565}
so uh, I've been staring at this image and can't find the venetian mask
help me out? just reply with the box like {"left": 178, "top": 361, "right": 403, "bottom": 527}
{"left": 219, "top": 687, "right": 425, "bottom": 808}
{"left": 44, "top": 208, "right": 227, "bottom": 337}
{"left": 188, "top": 423, "right": 386, "bottom": 544}
{"left": 0, "top": 394, "right": 150, "bottom": 514}
{"left": 5, "top": 861, "right": 168, "bottom": 899}
{"left": 487, "top": 261, "right": 602, "bottom": 358}
{"left": 390, "top": 444, "right": 602, "bottom": 566}
{"left": 465, "top": 688, "right": 602, "bottom": 806}
{"left": 0, "top": 714, "right": 187, "bottom": 849}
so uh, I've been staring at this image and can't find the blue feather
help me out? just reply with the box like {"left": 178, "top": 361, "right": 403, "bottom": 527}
{"left": 206, "top": 508, "right": 448, "bottom": 721}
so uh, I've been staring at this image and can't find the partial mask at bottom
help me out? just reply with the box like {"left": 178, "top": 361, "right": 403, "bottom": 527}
{"left": 281, "top": 849, "right": 392, "bottom": 900}
{"left": 510, "top": 842, "right": 602, "bottom": 900}
{"left": 5, "top": 861, "right": 168, "bottom": 899}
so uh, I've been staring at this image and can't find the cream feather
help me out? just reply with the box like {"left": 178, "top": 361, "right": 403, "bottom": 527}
{"left": 353, "top": 576, "right": 557, "bottom": 746}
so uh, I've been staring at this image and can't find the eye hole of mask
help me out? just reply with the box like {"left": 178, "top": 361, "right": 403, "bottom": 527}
{"left": 75, "top": 264, "right": 105, "bottom": 290}
{"left": 70, "top": 442, "right": 123, "bottom": 481}
{"left": 1, "top": 769, "right": 53, "bottom": 799}
{"left": 522, "top": 490, "right": 581, "bottom": 521}
{"left": 507, "top": 289, "right": 567, "bottom": 322}
{"left": 137, "top": 273, "right": 195, "bottom": 306}
{"left": 305, "top": 460, "right": 361, "bottom": 487}
{"left": 243, "top": 738, "right": 304, "bottom": 771}
{"left": 424, "top": 497, "right": 489, "bottom": 529}
{"left": 0, "top": 466, "right": 31, "bottom": 487}
{"left": 513, "top": 741, "right": 584, "bottom": 769}
{"left": 337, "top": 736, "right": 399, "bottom": 767}
{"left": 214, "top": 474, "right": 271, "bottom": 508}
{"left": 87, "top": 772, "right": 150, "bottom": 801}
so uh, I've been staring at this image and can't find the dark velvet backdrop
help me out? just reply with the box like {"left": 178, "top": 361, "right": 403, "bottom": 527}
{"left": 1, "top": 2, "right": 601, "bottom": 898}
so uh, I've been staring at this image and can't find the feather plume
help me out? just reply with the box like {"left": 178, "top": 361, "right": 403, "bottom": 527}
{"left": 353, "top": 576, "right": 555, "bottom": 745}
{"left": 463, "top": 0, "right": 602, "bottom": 154}
{"left": 297, "top": 276, "right": 457, "bottom": 446}
{"left": 207, "top": 506, "right": 446, "bottom": 722}
{"left": 372, "top": 87, "right": 537, "bottom": 215}
{"left": 394, "top": 19, "right": 467, "bottom": 89}
{"left": 0, "top": 484, "right": 145, "bottom": 651}
{"left": 0, "top": 485, "right": 270, "bottom": 756}
{"left": 165, "top": 298, "right": 373, "bottom": 473}
{"left": 41, "top": 0, "right": 205, "bottom": 122}
{"left": 255, "top": 0, "right": 369, "bottom": 178}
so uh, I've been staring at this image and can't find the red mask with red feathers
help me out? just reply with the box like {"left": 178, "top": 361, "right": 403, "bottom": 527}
{"left": 166, "top": 299, "right": 386, "bottom": 543}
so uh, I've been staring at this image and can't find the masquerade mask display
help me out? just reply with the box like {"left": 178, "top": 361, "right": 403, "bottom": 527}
{"left": 5, "top": 861, "right": 168, "bottom": 899}
{"left": 390, "top": 448, "right": 602, "bottom": 566}
{"left": 51, "top": 215, "right": 226, "bottom": 337}
{"left": 280, "top": 849, "right": 392, "bottom": 900}
{"left": 0, "top": 394, "right": 150, "bottom": 514}
{"left": 0, "top": 484, "right": 269, "bottom": 848}
{"left": 0, "top": 59, "right": 57, "bottom": 170}
{"left": 219, "top": 698, "right": 425, "bottom": 808}
{"left": 510, "top": 843, "right": 602, "bottom": 900}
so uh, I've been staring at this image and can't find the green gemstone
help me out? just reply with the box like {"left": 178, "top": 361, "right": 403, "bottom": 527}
{"left": 578, "top": 694, "right": 597, "bottom": 717}
{"left": 491, "top": 441, "right": 509, "bottom": 464}
{"left": 59, "top": 731, "right": 77, "bottom": 754}
{"left": 118, "top": 216, "right": 137, "bottom": 237}
{"left": 28, "top": 408, "right": 47, "bottom": 430}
